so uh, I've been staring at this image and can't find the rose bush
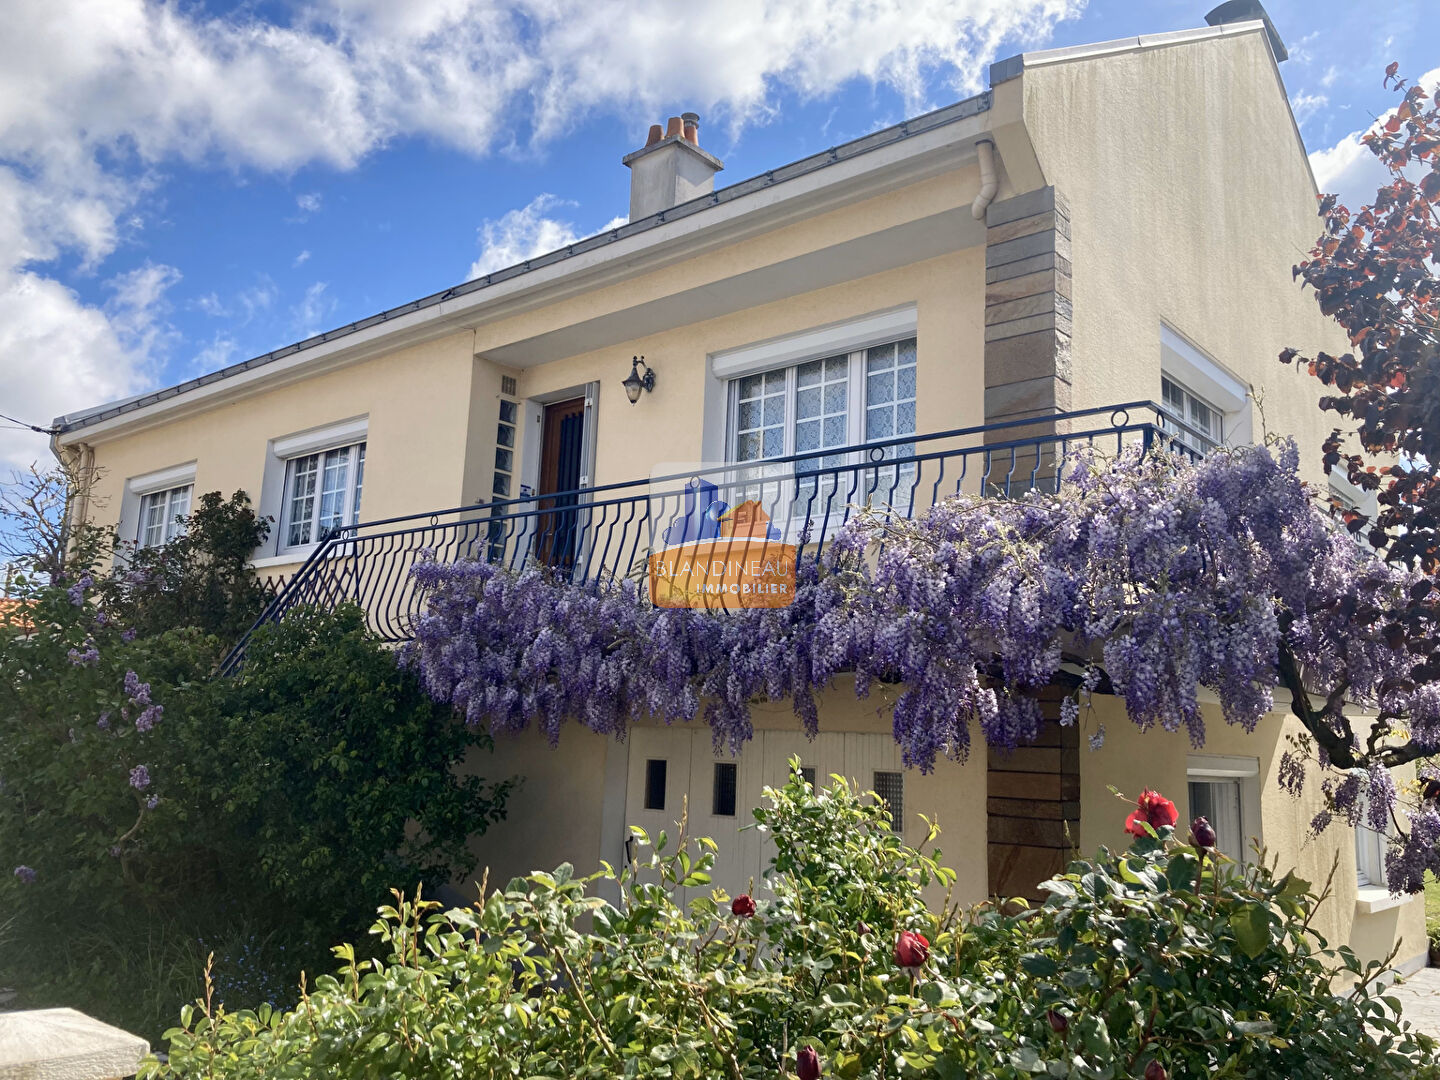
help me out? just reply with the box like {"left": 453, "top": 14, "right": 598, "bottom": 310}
{"left": 145, "top": 767, "right": 1439, "bottom": 1079}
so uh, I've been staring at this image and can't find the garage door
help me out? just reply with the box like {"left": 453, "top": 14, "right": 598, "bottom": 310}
{"left": 624, "top": 727, "right": 905, "bottom": 901}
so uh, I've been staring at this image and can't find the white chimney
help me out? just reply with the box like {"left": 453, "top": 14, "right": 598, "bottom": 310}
{"left": 622, "top": 112, "right": 724, "bottom": 222}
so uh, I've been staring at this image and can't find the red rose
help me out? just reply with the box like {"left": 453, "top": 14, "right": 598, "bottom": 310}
{"left": 797, "top": 1045, "right": 821, "bottom": 1080}
{"left": 1144, "top": 1061, "right": 1168, "bottom": 1080}
{"left": 894, "top": 929, "right": 930, "bottom": 969}
{"left": 1125, "top": 788, "right": 1178, "bottom": 837}
{"left": 1046, "top": 1008, "right": 1068, "bottom": 1034}
{"left": 730, "top": 893, "right": 757, "bottom": 918}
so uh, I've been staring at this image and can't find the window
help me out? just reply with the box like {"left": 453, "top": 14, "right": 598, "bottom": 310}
{"left": 712, "top": 762, "right": 738, "bottom": 817}
{"left": 799, "top": 766, "right": 817, "bottom": 789}
{"left": 873, "top": 771, "right": 904, "bottom": 831}
{"left": 727, "top": 337, "right": 917, "bottom": 511}
{"left": 281, "top": 442, "right": 365, "bottom": 550}
{"left": 494, "top": 399, "right": 518, "bottom": 499}
{"left": 1355, "top": 790, "right": 1390, "bottom": 888}
{"left": 1161, "top": 375, "right": 1222, "bottom": 455}
{"left": 1186, "top": 754, "right": 1260, "bottom": 865}
{"left": 644, "top": 759, "right": 667, "bottom": 811}
{"left": 1188, "top": 779, "right": 1243, "bottom": 860}
{"left": 137, "top": 485, "right": 191, "bottom": 548}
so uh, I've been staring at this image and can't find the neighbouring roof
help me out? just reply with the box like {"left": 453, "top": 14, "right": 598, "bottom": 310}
{"left": 0, "top": 597, "right": 33, "bottom": 633}
{"left": 55, "top": 89, "right": 992, "bottom": 436}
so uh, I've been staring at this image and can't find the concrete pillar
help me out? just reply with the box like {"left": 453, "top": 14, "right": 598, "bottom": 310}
{"left": 0, "top": 1008, "right": 149, "bottom": 1080}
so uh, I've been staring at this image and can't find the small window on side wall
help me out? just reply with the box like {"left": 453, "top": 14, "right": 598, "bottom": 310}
{"left": 1355, "top": 793, "right": 1389, "bottom": 888}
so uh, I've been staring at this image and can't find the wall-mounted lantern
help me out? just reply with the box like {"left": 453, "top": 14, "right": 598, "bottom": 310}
{"left": 622, "top": 355, "right": 656, "bottom": 404}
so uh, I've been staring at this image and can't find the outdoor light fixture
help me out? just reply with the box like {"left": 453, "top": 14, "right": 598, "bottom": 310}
{"left": 622, "top": 355, "right": 656, "bottom": 404}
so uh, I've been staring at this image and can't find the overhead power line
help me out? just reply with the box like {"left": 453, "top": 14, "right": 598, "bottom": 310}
{"left": 0, "top": 412, "right": 61, "bottom": 436}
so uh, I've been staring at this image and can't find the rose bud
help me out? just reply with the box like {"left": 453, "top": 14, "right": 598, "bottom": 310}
{"left": 1046, "top": 1008, "right": 1068, "bottom": 1034}
{"left": 1191, "top": 816, "right": 1218, "bottom": 850}
{"left": 730, "top": 893, "right": 757, "bottom": 919}
{"left": 797, "top": 1045, "right": 821, "bottom": 1080}
{"left": 856, "top": 921, "right": 872, "bottom": 937}
{"left": 1144, "top": 1061, "right": 1168, "bottom": 1080}
{"left": 893, "top": 929, "right": 930, "bottom": 970}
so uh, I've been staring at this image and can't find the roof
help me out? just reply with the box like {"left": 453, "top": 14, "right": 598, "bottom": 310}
{"left": 0, "top": 597, "right": 33, "bottom": 633}
{"left": 55, "top": 89, "right": 992, "bottom": 436}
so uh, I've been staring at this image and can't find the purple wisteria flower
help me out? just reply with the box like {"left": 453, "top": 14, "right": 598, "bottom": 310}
{"left": 145, "top": 794, "right": 159, "bottom": 810}
{"left": 121, "top": 627, "right": 137, "bottom": 642}
{"left": 401, "top": 441, "right": 1440, "bottom": 892}
{"left": 97, "top": 711, "right": 111, "bottom": 731}
{"left": 13, "top": 865, "right": 36, "bottom": 884}
{"left": 129, "top": 765, "right": 151, "bottom": 791}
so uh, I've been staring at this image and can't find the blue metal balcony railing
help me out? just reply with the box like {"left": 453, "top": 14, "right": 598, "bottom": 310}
{"left": 218, "top": 400, "right": 1202, "bottom": 673}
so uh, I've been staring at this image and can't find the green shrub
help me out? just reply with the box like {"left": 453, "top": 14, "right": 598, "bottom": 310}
{"left": 97, "top": 489, "right": 273, "bottom": 641}
{"left": 0, "top": 566, "right": 510, "bottom": 1040}
{"left": 146, "top": 768, "right": 1438, "bottom": 1079}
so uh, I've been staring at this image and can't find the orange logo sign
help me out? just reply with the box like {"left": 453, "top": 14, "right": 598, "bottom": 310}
{"left": 649, "top": 493, "right": 796, "bottom": 609}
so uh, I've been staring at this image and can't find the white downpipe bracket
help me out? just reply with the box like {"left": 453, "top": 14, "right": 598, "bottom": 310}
{"left": 971, "top": 138, "right": 998, "bottom": 220}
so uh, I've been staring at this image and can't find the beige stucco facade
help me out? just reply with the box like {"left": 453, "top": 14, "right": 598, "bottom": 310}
{"left": 55, "top": 21, "right": 1424, "bottom": 976}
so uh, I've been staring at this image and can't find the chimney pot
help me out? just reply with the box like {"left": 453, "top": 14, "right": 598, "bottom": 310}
{"left": 622, "top": 116, "right": 725, "bottom": 222}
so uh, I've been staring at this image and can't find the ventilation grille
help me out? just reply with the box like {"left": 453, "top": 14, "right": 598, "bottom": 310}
{"left": 500, "top": 375, "right": 517, "bottom": 397}
{"left": 712, "top": 762, "right": 738, "bottom": 817}
{"left": 873, "top": 771, "right": 904, "bottom": 831}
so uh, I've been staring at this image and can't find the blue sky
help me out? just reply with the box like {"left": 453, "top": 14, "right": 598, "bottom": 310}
{"left": 1, "top": 0, "right": 1436, "bottom": 470}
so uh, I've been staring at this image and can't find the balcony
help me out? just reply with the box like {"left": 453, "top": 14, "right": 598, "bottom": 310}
{"left": 219, "top": 401, "right": 1199, "bottom": 672}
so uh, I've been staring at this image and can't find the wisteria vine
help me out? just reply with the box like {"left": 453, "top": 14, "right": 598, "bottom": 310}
{"left": 404, "top": 441, "right": 1440, "bottom": 892}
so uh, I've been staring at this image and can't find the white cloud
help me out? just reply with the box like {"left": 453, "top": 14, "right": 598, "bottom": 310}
{"left": 292, "top": 281, "right": 335, "bottom": 338}
{"left": 468, "top": 195, "right": 628, "bottom": 279}
{"left": 0, "top": 0, "right": 1083, "bottom": 464}
{"left": 296, "top": 193, "right": 323, "bottom": 215}
{"left": 293, "top": 249, "right": 311, "bottom": 268}
{"left": 1309, "top": 66, "right": 1440, "bottom": 211}
{"left": 1289, "top": 91, "right": 1327, "bottom": 126}
{"left": 0, "top": 262, "right": 178, "bottom": 469}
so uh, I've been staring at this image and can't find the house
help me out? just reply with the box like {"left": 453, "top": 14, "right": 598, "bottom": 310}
{"left": 50, "top": 7, "right": 1428, "bottom": 977}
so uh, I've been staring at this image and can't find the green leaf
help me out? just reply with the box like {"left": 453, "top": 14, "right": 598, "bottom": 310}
{"left": 1229, "top": 903, "right": 1271, "bottom": 959}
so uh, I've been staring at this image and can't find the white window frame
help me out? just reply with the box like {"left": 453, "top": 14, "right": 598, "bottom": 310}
{"left": 137, "top": 485, "right": 192, "bottom": 548}
{"left": 279, "top": 441, "right": 366, "bottom": 553}
{"left": 1186, "top": 754, "right": 1261, "bottom": 866}
{"left": 1159, "top": 325, "right": 1250, "bottom": 451}
{"left": 120, "top": 462, "right": 197, "bottom": 552}
{"left": 1161, "top": 375, "right": 1224, "bottom": 455}
{"left": 258, "top": 417, "right": 371, "bottom": 559}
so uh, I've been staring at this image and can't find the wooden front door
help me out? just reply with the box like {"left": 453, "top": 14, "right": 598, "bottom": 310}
{"left": 537, "top": 397, "right": 586, "bottom": 570}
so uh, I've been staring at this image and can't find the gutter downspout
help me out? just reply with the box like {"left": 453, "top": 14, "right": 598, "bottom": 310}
{"left": 49, "top": 431, "right": 93, "bottom": 574}
{"left": 971, "top": 138, "right": 998, "bottom": 220}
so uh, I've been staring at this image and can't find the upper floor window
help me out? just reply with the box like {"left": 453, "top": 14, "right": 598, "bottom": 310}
{"left": 1355, "top": 789, "right": 1390, "bottom": 889}
{"left": 282, "top": 442, "right": 365, "bottom": 550}
{"left": 137, "top": 485, "right": 191, "bottom": 548}
{"left": 728, "top": 336, "right": 916, "bottom": 474}
{"left": 1161, "top": 375, "right": 1222, "bottom": 455}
